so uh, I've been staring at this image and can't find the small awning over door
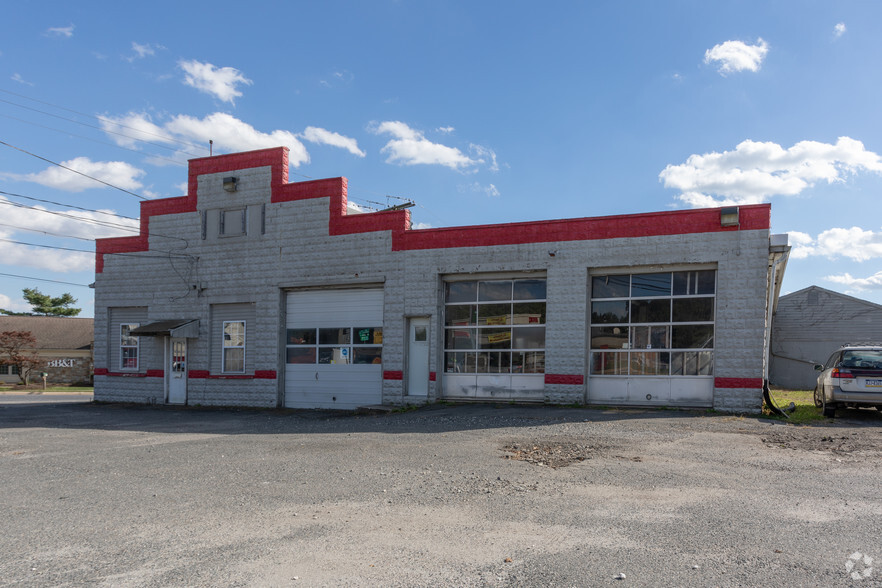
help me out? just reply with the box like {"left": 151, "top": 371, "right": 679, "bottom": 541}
{"left": 129, "top": 320, "right": 199, "bottom": 338}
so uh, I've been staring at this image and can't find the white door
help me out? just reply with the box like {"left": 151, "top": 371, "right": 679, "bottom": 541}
{"left": 407, "top": 318, "right": 430, "bottom": 397}
{"left": 168, "top": 338, "right": 187, "bottom": 404}
{"left": 285, "top": 289, "right": 384, "bottom": 410}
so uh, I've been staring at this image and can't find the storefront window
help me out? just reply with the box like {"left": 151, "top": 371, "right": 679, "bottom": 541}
{"left": 590, "top": 270, "right": 715, "bottom": 376}
{"left": 444, "top": 278, "right": 546, "bottom": 374}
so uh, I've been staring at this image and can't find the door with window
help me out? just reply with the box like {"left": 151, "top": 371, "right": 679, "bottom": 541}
{"left": 285, "top": 289, "right": 384, "bottom": 409}
{"left": 167, "top": 337, "right": 187, "bottom": 404}
{"left": 588, "top": 269, "right": 716, "bottom": 407}
{"left": 407, "top": 317, "right": 430, "bottom": 397}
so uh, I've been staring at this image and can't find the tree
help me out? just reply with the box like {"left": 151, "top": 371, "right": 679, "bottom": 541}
{"left": 22, "top": 288, "right": 81, "bottom": 317}
{"left": 0, "top": 331, "right": 43, "bottom": 385}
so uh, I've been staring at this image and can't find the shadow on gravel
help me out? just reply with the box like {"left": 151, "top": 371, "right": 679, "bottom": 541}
{"left": 1, "top": 399, "right": 879, "bottom": 436}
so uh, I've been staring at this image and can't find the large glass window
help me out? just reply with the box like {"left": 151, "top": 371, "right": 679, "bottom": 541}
{"left": 444, "top": 278, "right": 546, "bottom": 374}
{"left": 286, "top": 326, "right": 383, "bottom": 365}
{"left": 590, "top": 270, "right": 715, "bottom": 376}
{"left": 120, "top": 324, "right": 139, "bottom": 370}
{"left": 222, "top": 321, "right": 246, "bottom": 373}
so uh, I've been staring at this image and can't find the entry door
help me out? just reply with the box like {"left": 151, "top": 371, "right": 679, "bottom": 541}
{"left": 407, "top": 318, "right": 430, "bottom": 397}
{"left": 168, "top": 338, "right": 187, "bottom": 404}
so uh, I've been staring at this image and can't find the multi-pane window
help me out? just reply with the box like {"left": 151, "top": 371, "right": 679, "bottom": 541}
{"left": 444, "top": 278, "right": 546, "bottom": 374}
{"left": 222, "top": 321, "right": 246, "bottom": 373}
{"left": 0, "top": 364, "right": 20, "bottom": 375}
{"left": 120, "top": 324, "right": 139, "bottom": 370}
{"left": 590, "top": 270, "right": 715, "bottom": 377}
{"left": 286, "top": 327, "right": 383, "bottom": 365}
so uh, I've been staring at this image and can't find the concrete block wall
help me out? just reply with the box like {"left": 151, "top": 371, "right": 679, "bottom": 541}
{"left": 94, "top": 147, "right": 773, "bottom": 412}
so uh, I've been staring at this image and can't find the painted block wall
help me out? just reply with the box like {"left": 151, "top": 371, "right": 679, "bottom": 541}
{"left": 94, "top": 147, "right": 773, "bottom": 412}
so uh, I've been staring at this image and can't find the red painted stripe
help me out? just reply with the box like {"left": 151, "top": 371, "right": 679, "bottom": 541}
{"left": 188, "top": 370, "right": 210, "bottom": 379}
{"left": 253, "top": 370, "right": 278, "bottom": 379}
{"left": 544, "top": 374, "right": 584, "bottom": 385}
{"left": 429, "top": 372, "right": 436, "bottom": 381}
{"left": 715, "top": 377, "right": 763, "bottom": 389}
{"left": 146, "top": 369, "right": 164, "bottom": 378}
{"left": 96, "top": 145, "right": 771, "bottom": 273}
{"left": 97, "top": 372, "right": 148, "bottom": 378}
{"left": 94, "top": 368, "right": 108, "bottom": 376}
{"left": 384, "top": 370, "right": 404, "bottom": 380}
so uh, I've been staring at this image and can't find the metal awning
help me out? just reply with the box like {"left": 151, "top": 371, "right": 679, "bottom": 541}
{"left": 129, "top": 320, "right": 199, "bottom": 338}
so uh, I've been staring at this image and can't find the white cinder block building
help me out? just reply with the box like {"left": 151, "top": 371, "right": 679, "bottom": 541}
{"left": 93, "top": 147, "right": 787, "bottom": 412}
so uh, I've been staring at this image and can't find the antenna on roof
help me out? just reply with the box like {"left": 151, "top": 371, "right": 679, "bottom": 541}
{"left": 209, "top": 140, "right": 213, "bottom": 156}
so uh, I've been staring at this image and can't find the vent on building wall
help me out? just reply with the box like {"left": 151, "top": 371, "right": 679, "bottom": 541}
{"left": 223, "top": 177, "right": 238, "bottom": 192}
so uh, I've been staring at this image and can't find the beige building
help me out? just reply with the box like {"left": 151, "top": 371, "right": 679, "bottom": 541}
{"left": 0, "top": 316, "right": 93, "bottom": 385}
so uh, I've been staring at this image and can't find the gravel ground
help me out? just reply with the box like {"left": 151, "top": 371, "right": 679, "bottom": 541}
{"left": 1, "top": 399, "right": 881, "bottom": 587}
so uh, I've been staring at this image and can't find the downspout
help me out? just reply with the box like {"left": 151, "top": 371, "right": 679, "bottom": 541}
{"left": 763, "top": 235, "right": 791, "bottom": 416}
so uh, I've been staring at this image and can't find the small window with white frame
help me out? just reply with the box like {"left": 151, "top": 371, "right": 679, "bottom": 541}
{"left": 220, "top": 208, "right": 246, "bottom": 237}
{"left": 120, "top": 324, "right": 140, "bottom": 370}
{"left": 222, "top": 321, "right": 246, "bottom": 373}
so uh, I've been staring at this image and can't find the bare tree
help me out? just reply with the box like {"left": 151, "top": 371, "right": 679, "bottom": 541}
{"left": 0, "top": 331, "right": 43, "bottom": 385}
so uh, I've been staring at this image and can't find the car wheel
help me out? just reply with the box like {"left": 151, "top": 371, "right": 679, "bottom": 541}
{"left": 822, "top": 399, "right": 836, "bottom": 418}
{"left": 814, "top": 386, "right": 823, "bottom": 408}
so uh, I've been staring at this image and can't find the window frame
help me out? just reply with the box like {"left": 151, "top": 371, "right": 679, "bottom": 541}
{"left": 219, "top": 208, "right": 247, "bottom": 237}
{"left": 590, "top": 270, "right": 716, "bottom": 377}
{"left": 120, "top": 323, "right": 140, "bottom": 371}
{"left": 285, "top": 326, "right": 384, "bottom": 366}
{"left": 222, "top": 320, "right": 246, "bottom": 373}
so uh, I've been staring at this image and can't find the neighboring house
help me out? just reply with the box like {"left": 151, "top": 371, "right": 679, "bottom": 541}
{"left": 770, "top": 286, "right": 882, "bottom": 390}
{"left": 0, "top": 316, "right": 94, "bottom": 384}
{"left": 93, "top": 147, "right": 788, "bottom": 412}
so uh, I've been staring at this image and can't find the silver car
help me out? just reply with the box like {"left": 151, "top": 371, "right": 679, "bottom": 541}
{"left": 814, "top": 344, "right": 882, "bottom": 418}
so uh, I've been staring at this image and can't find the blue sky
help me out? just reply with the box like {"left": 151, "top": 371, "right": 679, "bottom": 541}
{"left": 2, "top": 1, "right": 882, "bottom": 317}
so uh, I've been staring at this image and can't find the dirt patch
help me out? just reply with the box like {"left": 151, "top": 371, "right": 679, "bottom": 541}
{"left": 760, "top": 428, "right": 882, "bottom": 455}
{"left": 500, "top": 438, "right": 632, "bottom": 468}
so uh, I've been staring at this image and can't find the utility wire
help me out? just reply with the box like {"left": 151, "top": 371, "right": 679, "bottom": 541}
{"left": 0, "top": 112, "right": 187, "bottom": 167}
{"left": 0, "top": 222, "right": 95, "bottom": 242}
{"left": 0, "top": 88, "right": 207, "bottom": 153}
{"left": 0, "top": 237, "right": 191, "bottom": 259}
{"left": 0, "top": 139, "right": 148, "bottom": 200}
{"left": 0, "top": 189, "right": 139, "bottom": 221}
{"left": 0, "top": 272, "right": 90, "bottom": 288}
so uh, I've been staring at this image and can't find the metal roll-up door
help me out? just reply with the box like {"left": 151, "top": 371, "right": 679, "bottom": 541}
{"left": 285, "top": 288, "right": 384, "bottom": 409}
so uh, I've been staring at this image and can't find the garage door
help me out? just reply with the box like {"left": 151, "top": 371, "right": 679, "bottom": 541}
{"left": 285, "top": 289, "right": 384, "bottom": 410}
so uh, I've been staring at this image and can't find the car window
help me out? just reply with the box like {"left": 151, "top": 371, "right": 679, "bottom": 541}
{"left": 825, "top": 352, "right": 840, "bottom": 370}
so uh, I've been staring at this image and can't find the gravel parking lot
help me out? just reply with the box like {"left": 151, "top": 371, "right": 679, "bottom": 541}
{"left": 1, "top": 399, "right": 881, "bottom": 587}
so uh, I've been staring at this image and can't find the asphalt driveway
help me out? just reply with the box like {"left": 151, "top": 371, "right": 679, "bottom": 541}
{"left": 1, "top": 399, "right": 880, "bottom": 587}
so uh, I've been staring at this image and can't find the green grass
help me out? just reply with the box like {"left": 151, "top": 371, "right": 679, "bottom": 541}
{"left": 0, "top": 385, "right": 93, "bottom": 393}
{"left": 764, "top": 388, "right": 826, "bottom": 424}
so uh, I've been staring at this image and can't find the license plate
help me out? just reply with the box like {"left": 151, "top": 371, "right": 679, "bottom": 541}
{"left": 867, "top": 379, "right": 882, "bottom": 387}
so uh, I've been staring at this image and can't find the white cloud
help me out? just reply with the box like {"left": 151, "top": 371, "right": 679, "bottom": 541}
{"left": 834, "top": 22, "right": 847, "bottom": 38}
{"left": 301, "top": 126, "right": 366, "bottom": 157}
{"left": 825, "top": 271, "right": 882, "bottom": 291}
{"left": 12, "top": 157, "right": 145, "bottom": 192}
{"left": 789, "top": 227, "right": 882, "bottom": 262}
{"left": 412, "top": 222, "right": 432, "bottom": 229}
{"left": 128, "top": 42, "right": 164, "bottom": 62}
{"left": 11, "top": 73, "right": 33, "bottom": 86}
{"left": 101, "top": 111, "right": 311, "bottom": 167}
{"left": 178, "top": 59, "right": 252, "bottom": 104}
{"left": 704, "top": 38, "right": 769, "bottom": 75}
{"left": 0, "top": 293, "right": 31, "bottom": 314}
{"left": 46, "top": 24, "right": 74, "bottom": 38}
{"left": 371, "top": 121, "right": 477, "bottom": 170}
{"left": 659, "top": 137, "right": 882, "bottom": 207}
{"left": 460, "top": 181, "right": 500, "bottom": 198}
{"left": 436, "top": 126, "right": 455, "bottom": 134}
{"left": 470, "top": 144, "right": 499, "bottom": 172}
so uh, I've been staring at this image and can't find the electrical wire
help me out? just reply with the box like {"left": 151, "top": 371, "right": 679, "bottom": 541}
{"left": 0, "top": 272, "right": 90, "bottom": 288}
{"left": 0, "top": 189, "right": 139, "bottom": 221}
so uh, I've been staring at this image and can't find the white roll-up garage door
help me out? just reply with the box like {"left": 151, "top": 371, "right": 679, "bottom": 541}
{"left": 285, "top": 288, "right": 384, "bottom": 409}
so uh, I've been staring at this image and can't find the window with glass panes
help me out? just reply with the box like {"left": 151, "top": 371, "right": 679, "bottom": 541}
{"left": 286, "top": 326, "right": 383, "bottom": 365}
{"left": 444, "top": 278, "right": 546, "bottom": 374}
{"left": 120, "top": 324, "right": 139, "bottom": 370}
{"left": 590, "top": 270, "right": 715, "bottom": 377}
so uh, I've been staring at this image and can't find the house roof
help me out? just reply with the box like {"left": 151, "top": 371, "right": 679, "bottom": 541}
{"left": 0, "top": 316, "right": 93, "bottom": 350}
{"left": 780, "top": 285, "right": 882, "bottom": 311}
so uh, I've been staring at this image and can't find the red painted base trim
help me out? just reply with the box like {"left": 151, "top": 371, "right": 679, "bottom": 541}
{"left": 146, "top": 369, "right": 164, "bottom": 378}
{"left": 188, "top": 370, "right": 210, "bottom": 379}
{"left": 254, "top": 370, "right": 278, "bottom": 379}
{"left": 384, "top": 370, "right": 404, "bottom": 380}
{"left": 97, "top": 372, "right": 148, "bottom": 378}
{"left": 429, "top": 372, "right": 436, "bottom": 381}
{"left": 545, "top": 374, "right": 584, "bottom": 385}
{"left": 715, "top": 377, "right": 764, "bottom": 389}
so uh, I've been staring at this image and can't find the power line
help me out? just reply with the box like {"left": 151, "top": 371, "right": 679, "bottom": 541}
{"left": 0, "top": 88, "right": 208, "bottom": 154}
{"left": 0, "top": 189, "right": 139, "bottom": 221}
{"left": 0, "top": 199, "right": 140, "bottom": 234}
{"left": 0, "top": 139, "right": 148, "bottom": 200}
{"left": 0, "top": 272, "right": 90, "bottom": 288}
